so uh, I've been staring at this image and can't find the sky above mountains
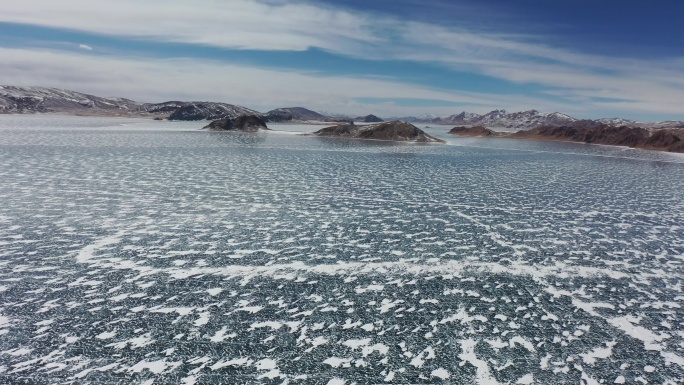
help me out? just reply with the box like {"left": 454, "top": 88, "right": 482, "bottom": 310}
{"left": 1, "top": 0, "right": 683, "bottom": 120}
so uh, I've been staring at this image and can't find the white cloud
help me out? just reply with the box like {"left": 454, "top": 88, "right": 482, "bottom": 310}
{"left": 0, "top": 0, "right": 380, "bottom": 53}
{"left": 1, "top": 0, "right": 684, "bottom": 117}
{"left": 78, "top": 44, "right": 93, "bottom": 51}
{"left": 0, "top": 47, "right": 583, "bottom": 116}
{"left": 1, "top": 0, "right": 671, "bottom": 74}
{"left": 0, "top": 0, "right": 638, "bottom": 71}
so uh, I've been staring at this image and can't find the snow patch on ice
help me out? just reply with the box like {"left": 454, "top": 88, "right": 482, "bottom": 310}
{"left": 210, "top": 358, "right": 252, "bottom": 370}
{"left": 459, "top": 339, "right": 500, "bottom": 385}
{"left": 431, "top": 367, "right": 450, "bottom": 379}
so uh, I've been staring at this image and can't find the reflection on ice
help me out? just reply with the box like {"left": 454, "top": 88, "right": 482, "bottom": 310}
{"left": 207, "top": 131, "right": 268, "bottom": 145}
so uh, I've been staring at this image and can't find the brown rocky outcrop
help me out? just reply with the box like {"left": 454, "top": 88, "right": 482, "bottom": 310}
{"left": 511, "top": 125, "right": 650, "bottom": 147}
{"left": 460, "top": 123, "right": 684, "bottom": 153}
{"left": 314, "top": 121, "right": 443, "bottom": 143}
{"left": 448, "top": 126, "right": 495, "bottom": 137}
{"left": 640, "top": 129, "right": 684, "bottom": 152}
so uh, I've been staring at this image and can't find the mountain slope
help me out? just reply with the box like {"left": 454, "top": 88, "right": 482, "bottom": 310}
{"left": 0, "top": 86, "right": 260, "bottom": 120}
{"left": 449, "top": 123, "right": 684, "bottom": 153}
{"left": 266, "top": 107, "right": 325, "bottom": 121}
{"left": 0, "top": 86, "right": 139, "bottom": 114}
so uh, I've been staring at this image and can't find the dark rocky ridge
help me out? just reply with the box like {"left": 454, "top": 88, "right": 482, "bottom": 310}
{"left": 264, "top": 107, "right": 324, "bottom": 122}
{"left": 314, "top": 121, "right": 444, "bottom": 143}
{"left": 510, "top": 125, "right": 649, "bottom": 147}
{"left": 448, "top": 126, "right": 494, "bottom": 137}
{"left": 138, "top": 101, "right": 184, "bottom": 115}
{"left": 641, "top": 129, "right": 684, "bottom": 152}
{"left": 449, "top": 123, "right": 684, "bottom": 153}
{"left": 354, "top": 114, "right": 383, "bottom": 123}
{"left": 203, "top": 115, "right": 268, "bottom": 131}
{"left": 165, "top": 102, "right": 259, "bottom": 121}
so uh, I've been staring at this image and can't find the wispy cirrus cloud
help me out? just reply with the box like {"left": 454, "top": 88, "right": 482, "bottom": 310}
{"left": 0, "top": 46, "right": 582, "bottom": 116}
{"left": 0, "top": 0, "right": 381, "bottom": 52}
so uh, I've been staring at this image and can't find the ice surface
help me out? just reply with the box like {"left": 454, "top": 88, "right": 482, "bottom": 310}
{"left": 0, "top": 116, "right": 682, "bottom": 383}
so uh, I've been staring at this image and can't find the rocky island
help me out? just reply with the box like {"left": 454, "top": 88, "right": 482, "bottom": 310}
{"left": 203, "top": 115, "right": 269, "bottom": 131}
{"left": 313, "top": 121, "right": 444, "bottom": 143}
{"left": 448, "top": 126, "right": 495, "bottom": 137}
{"left": 449, "top": 123, "right": 684, "bottom": 153}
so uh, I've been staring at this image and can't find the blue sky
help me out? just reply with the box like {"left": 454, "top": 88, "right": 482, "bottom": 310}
{"left": 1, "top": 0, "right": 683, "bottom": 120}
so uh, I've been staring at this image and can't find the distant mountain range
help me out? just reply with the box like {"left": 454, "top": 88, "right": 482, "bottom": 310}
{"left": 0, "top": 86, "right": 140, "bottom": 114}
{"left": 1, "top": 86, "right": 683, "bottom": 130}
{"left": 430, "top": 109, "right": 577, "bottom": 129}
{"left": 0, "top": 86, "right": 264, "bottom": 121}
{"left": 394, "top": 110, "right": 684, "bottom": 130}
{"left": 262, "top": 107, "right": 351, "bottom": 123}
{"left": 0, "top": 86, "right": 352, "bottom": 123}
{"left": 141, "top": 101, "right": 259, "bottom": 121}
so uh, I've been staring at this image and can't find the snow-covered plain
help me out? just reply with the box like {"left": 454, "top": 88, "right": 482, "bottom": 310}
{"left": 0, "top": 116, "right": 683, "bottom": 384}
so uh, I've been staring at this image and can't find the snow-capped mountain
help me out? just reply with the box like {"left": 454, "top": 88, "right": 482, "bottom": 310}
{"left": 596, "top": 118, "right": 643, "bottom": 127}
{"left": 596, "top": 117, "right": 684, "bottom": 129}
{"left": 138, "top": 101, "right": 258, "bottom": 120}
{"left": 652, "top": 121, "right": 684, "bottom": 128}
{"left": 431, "top": 111, "right": 482, "bottom": 125}
{"left": 2, "top": 86, "right": 683, "bottom": 128}
{"left": 0, "top": 86, "right": 139, "bottom": 114}
{"left": 155, "top": 102, "right": 259, "bottom": 121}
{"left": 0, "top": 86, "right": 259, "bottom": 120}
{"left": 137, "top": 101, "right": 188, "bottom": 115}
{"left": 420, "top": 113, "right": 440, "bottom": 120}
{"left": 428, "top": 109, "right": 684, "bottom": 130}
{"left": 479, "top": 110, "right": 576, "bottom": 129}
{"left": 431, "top": 109, "right": 577, "bottom": 130}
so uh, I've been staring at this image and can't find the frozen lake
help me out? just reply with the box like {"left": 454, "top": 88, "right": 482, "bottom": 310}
{"left": 0, "top": 115, "right": 683, "bottom": 384}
